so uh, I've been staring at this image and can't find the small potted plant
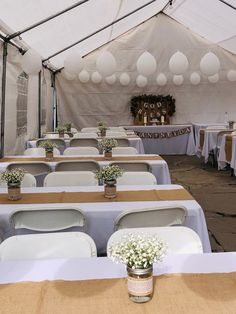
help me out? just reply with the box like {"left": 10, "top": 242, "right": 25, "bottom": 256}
{"left": 108, "top": 233, "right": 167, "bottom": 303}
{"left": 98, "top": 121, "right": 108, "bottom": 137}
{"left": 56, "top": 126, "right": 67, "bottom": 138}
{"left": 95, "top": 165, "right": 123, "bottom": 198}
{"left": 0, "top": 168, "right": 26, "bottom": 201}
{"left": 64, "top": 123, "right": 72, "bottom": 132}
{"left": 39, "top": 141, "right": 57, "bottom": 161}
{"left": 99, "top": 138, "right": 118, "bottom": 160}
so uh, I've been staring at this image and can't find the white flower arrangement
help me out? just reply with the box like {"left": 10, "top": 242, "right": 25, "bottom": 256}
{"left": 108, "top": 233, "right": 167, "bottom": 269}
{"left": 99, "top": 138, "right": 118, "bottom": 152}
{"left": 39, "top": 140, "right": 57, "bottom": 152}
{"left": 0, "top": 168, "right": 25, "bottom": 185}
{"left": 56, "top": 126, "right": 67, "bottom": 133}
{"left": 95, "top": 165, "right": 123, "bottom": 182}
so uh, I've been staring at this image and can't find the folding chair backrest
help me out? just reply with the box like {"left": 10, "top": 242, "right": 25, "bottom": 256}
{"left": 44, "top": 171, "right": 98, "bottom": 187}
{"left": 70, "top": 138, "right": 98, "bottom": 148}
{"left": 114, "top": 138, "right": 130, "bottom": 147}
{"left": 112, "top": 147, "right": 138, "bottom": 155}
{"left": 107, "top": 226, "right": 203, "bottom": 254}
{"left": 64, "top": 147, "right": 99, "bottom": 155}
{"left": 114, "top": 205, "right": 187, "bottom": 230}
{"left": 36, "top": 139, "right": 66, "bottom": 154}
{"left": 10, "top": 207, "right": 86, "bottom": 232}
{"left": 24, "top": 147, "right": 60, "bottom": 156}
{"left": 7, "top": 162, "right": 51, "bottom": 187}
{"left": 106, "top": 131, "right": 127, "bottom": 138}
{"left": 0, "top": 232, "right": 97, "bottom": 261}
{"left": 110, "top": 161, "right": 151, "bottom": 172}
{"left": 55, "top": 160, "right": 100, "bottom": 172}
{"left": 81, "top": 127, "right": 99, "bottom": 133}
{"left": 74, "top": 132, "right": 98, "bottom": 138}
{"left": 0, "top": 173, "right": 36, "bottom": 188}
{"left": 117, "top": 171, "right": 156, "bottom": 185}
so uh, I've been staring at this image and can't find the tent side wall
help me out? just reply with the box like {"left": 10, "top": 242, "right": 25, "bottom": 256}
{"left": 55, "top": 14, "right": 236, "bottom": 128}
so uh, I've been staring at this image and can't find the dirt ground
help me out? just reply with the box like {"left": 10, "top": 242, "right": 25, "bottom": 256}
{"left": 163, "top": 155, "right": 236, "bottom": 252}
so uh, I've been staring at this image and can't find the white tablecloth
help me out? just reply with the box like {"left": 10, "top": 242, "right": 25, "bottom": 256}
{"left": 198, "top": 129, "right": 223, "bottom": 162}
{"left": 0, "top": 252, "right": 235, "bottom": 284}
{"left": 124, "top": 125, "right": 195, "bottom": 155}
{"left": 0, "top": 185, "right": 211, "bottom": 253}
{"left": 219, "top": 135, "right": 236, "bottom": 175}
{"left": 193, "top": 123, "right": 227, "bottom": 146}
{"left": 27, "top": 137, "right": 145, "bottom": 154}
{"left": 0, "top": 154, "right": 171, "bottom": 185}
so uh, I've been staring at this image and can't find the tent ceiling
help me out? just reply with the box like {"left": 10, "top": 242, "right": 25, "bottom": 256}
{"left": 0, "top": 0, "right": 235, "bottom": 71}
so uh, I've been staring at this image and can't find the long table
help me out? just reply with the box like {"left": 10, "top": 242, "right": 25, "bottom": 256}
{"left": 218, "top": 134, "right": 236, "bottom": 174}
{"left": 0, "top": 185, "right": 211, "bottom": 253}
{"left": 0, "top": 254, "right": 235, "bottom": 314}
{"left": 0, "top": 154, "right": 171, "bottom": 185}
{"left": 124, "top": 125, "right": 195, "bottom": 155}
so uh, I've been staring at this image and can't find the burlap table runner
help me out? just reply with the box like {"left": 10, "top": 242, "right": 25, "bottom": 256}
{"left": 0, "top": 273, "right": 235, "bottom": 314}
{"left": 0, "top": 189, "right": 193, "bottom": 204}
{"left": 0, "top": 155, "right": 163, "bottom": 162}
{"left": 225, "top": 135, "right": 232, "bottom": 162}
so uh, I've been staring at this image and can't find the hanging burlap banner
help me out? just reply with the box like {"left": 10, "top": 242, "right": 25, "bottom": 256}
{"left": 134, "top": 126, "right": 191, "bottom": 139}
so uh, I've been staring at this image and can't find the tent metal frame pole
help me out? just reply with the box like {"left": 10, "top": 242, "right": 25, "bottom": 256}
{"left": 38, "top": 71, "right": 42, "bottom": 138}
{"left": 8, "top": 0, "right": 90, "bottom": 40}
{"left": 52, "top": 73, "right": 58, "bottom": 131}
{"left": 43, "top": 0, "right": 161, "bottom": 62}
{"left": 0, "top": 41, "right": 8, "bottom": 158}
{"left": 217, "top": 0, "right": 236, "bottom": 10}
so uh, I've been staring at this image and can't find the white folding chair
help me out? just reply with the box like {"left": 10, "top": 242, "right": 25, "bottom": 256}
{"left": 64, "top": 147, "right": 99, "bottom": 155}
{"left": 44, "top": 133, "right": 70, "bottom": 139}
{"left": 206, "top": 126, "right": 227, "bottom": 130}
{"left": 74, "top": 132, "right": 98, "bottom": 139}
{"left": 114, "top": 205, "right": 187, "bottom": 230}
{"left": 44, "top": 171, "right": 98, "bottom": 187}
{"left": 0, "top": 232, "right": 97, "bottom": 261}
{"left": 106, "top": 131, "right": 127, "bottom": 138}
{"left": 112, "top": 147, "right": 138, "bottom": 155}
{"left": 107, "top": 227, "right": 203, "bottom": 254}
{"left": 70, "top": 138, "right": 98, "bottom": 148}
{"left": 10, "top": 207, "right": 86, "bottom": 232}
{"left": 55, "top": 160, "right": 100, "bottom": 172}
{"left": 24, "top": 147, "right": 60, "bottom": 156}
{"left": 109, "top": 127, "right": 125, "bottom": 131}
{"left": 117, "top": 172, "right": 157, "bottom": 185}
{"left": 81, "top": 127, "right": 99, "bottom": 133}
{"left": 110, "top": 161, "right": 151, "bottom": 172}
{"left": 71, "top": 127, "right": 78, "bottom": 133}
{"left": 0, "top": 173, "right": 37, "bottom": 188}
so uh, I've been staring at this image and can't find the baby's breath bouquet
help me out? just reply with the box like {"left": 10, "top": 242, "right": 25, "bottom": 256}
{"left": 108, "top": 233, "right": 167, "bottom": 269}
{"left": 1, "top": 168, "right": 25, "bottom": 186}
{"left": 95, "top": 165, "right": 123, "bottom": 182}
{"left": 39, "top": 140, "right": 57, "bottom": 152}
{"left": 64, "top": 123, "right": 72, "bottom": 132}
{"left": 98, "top": 121, "right": 107, "bottom": 129}
{"left": 99, "top": 138, "right": 118, "bottom": 152}
{"left": 56, "top": 126, "right": 67, "bottom": 133}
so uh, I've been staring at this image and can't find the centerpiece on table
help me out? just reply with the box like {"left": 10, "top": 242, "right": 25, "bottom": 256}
{"left": 39, "top": 141, "right": 57, "bottom": 161}
{"left": 0, "top": 168, "right": 26, "bottom": 201}
{"left": 95, "top": 165, "right": 123, "bottom": 198}
{"left": 99, "top": 138, "right": 118, "bottom": 160}
{"left": 64, "top": 123, "right": 72, "bottom": 132}
{"left": 98, "top": 121, "right": 108, "bottom": 137}
{"left": 56, "top": 126, "right": 67, "bottom": 138}
{"left": 108, "top": 233, "right": 167, "bottom": 303}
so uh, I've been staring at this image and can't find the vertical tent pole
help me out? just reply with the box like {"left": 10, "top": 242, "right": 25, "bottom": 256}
{"left": 38, "top": 70, "right": 42, "bottom": 138}
{"left": 0, "top": 41, "right": 8, "bottom": 158}
{"left": 52, "top": 73, "right": 58, "bottom": 131}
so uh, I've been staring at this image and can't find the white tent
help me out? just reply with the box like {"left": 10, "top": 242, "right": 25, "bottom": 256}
{"left": 0, "top": 0, "right": 236, "bottom": 154}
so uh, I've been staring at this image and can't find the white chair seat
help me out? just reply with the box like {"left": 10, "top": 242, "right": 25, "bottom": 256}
{"left": 117, "top": 172, "right": 157, "bottom": 185}
{"left": 64, "top": 147, "right": 99, "bottom": 155}
{"left": 112, "top": 147, "right": 138, "bottom": 155}
{"left": 0, "top": 232, "right": 97, "bottom": 261}
{"left": 107, "top": 227, "right": 203, "bottom": 254}
{"left": 24, "top": 147, "right": 60, "bottom": 156}
{"left": 74, "top": 132, "right": 98, "bottom": 139}
{"left": 44, "top": 171, "right": 98, "bottom": 187}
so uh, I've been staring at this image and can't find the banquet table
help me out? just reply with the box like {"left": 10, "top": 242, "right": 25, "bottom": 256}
{"left": 192, "top": 123, "right": 227, "bottom": 144}
{"left": 27, "top": 136, "right": 145, "bottom": 154}
{"left": 218, "top": 134, "right": 236, "bottom": 174}
{"left": 0, "top": 185, "right": 211, "bottom": 253}
{"left": 124, "top": 125, "right": 195, "bottom": 155}
{"left": 0, "top": 154, "right": 171, "bottom": 185}
{"left": 0, "top": 253, "right": 235, "bottom": 314}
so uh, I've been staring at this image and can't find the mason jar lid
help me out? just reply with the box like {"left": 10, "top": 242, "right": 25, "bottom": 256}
{"left": 127, "top": 265, "right": 153, "bottom": 276}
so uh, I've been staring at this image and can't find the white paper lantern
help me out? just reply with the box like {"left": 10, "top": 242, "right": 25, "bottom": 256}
{"left": 169, "top": 51, "right": 189, "bottom": 75}
{"left": 64, "top": 52, "right": 83, "bottom": 75}
{"left": 78, "top": 70, "right": 90, "bottom": 83}
{"left": 190, "top": 72, "right": 201, "bottom": 85}
{"left": 136, "top": 51, "right": 157, "bottom": 76}
{"left": 200, "top": 52, "right": 220, "bottom": 76}
{"left": 156, "top": 73, "right": 167, "bottom": 86}
{"left": 96, "top": 51, "right": 116, "bottom": 77}
{"left": 62, "top": 69, "right": 76, "bottom": 80}
{"left": 105, "top": 74, "right": 116, "bottom": 85}
{"left": 173, "top": 75, "right": 184, "bottom": 86}
{"left": 208, "top": 73, "right": 219, "bottom": 83}
{"left": 21, "top": 49, "right": 42, "bottom": 75}
{"left": 227, "top": 70, "right": 236, "bottom": 82}
{"left": 136, "top": 75, "right": 147, "bottom": 87}
{"left": 119, "top": 73, "right": 131, "bottom": 86}
{"left": 91, "top": 71, "right": 102, "bottom": 84}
